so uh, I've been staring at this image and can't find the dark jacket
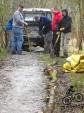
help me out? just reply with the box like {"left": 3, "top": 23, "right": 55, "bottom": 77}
{"left": 39, "top": 16, "right": 52, "bottom": 34}
{"left": 60, "top": 12, "right": 72, "bottom": 33}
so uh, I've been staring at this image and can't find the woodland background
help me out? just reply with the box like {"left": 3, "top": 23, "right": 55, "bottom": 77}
{"left": 0, "top": 0, "right": 84, "bottom": 51}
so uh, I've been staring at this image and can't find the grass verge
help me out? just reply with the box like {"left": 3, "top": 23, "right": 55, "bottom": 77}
{"left": 69, "top": 73, "right": 84, "bottom": 92}
{"left": 39, "top": 53, "right": 66, "bottom": 66}
{"left": 39, "top": 53, "right": 84, "bottom": 93}
{"left": 0, "top": 48, "right": 7, "bottom": 60}
{"left": 39, "top": 53, "right": 56, "bottom": 65}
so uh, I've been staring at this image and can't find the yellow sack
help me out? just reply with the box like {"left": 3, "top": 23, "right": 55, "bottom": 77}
{"left": 63, "top": 54, "right": 84, "bottom": 73}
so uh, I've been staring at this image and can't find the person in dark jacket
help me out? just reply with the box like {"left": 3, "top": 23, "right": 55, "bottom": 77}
{"left": 39, "top": 16, "right": 51, "bottom": 34}
{"left": 60, "top": 9, "right": 72, "bottom": 57}
{"left": 6, "top": 18, "right": 13, "bottom": 52}
{"left": 35, "top": 16, "right": 53, "bottom": 53}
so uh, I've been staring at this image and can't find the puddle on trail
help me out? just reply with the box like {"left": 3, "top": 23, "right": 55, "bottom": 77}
{"left": 0, "top": 52, "right": 46, "bottom": 113}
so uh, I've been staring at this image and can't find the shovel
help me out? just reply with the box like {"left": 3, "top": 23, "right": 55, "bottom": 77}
{"left": 50, "top": 32, "right": 60, "bottom": 58}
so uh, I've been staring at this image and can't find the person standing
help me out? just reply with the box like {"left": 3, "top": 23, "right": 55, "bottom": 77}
{"left": 12, "top": 4, "right": 27, "bottom": 54}
{"left": 60, "top": 9, "right": 72, "bottom": 58}
{"left": 6, "top": 18, "right": 13, "bottom": 52}
{"left": 52, "top": 8, "right": 62, "bottom": 57}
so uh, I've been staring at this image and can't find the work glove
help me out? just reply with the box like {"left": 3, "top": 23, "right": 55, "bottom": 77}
{"left": 60, "top": 28, "right": 64, "bottom": 31}
{"left": 56, "top": 32, "right": 60, "bottom": 35}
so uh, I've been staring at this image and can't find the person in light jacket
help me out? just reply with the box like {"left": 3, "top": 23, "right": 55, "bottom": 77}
{"left": 11, "top": 4, "right": 27, "bottom": 54}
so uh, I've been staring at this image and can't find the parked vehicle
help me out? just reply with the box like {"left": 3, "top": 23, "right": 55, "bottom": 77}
{"left": 23, "top": 8, "right": 52, "bottom": 51}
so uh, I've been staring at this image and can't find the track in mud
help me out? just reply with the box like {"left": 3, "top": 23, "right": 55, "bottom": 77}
{"left": 0, "top": 52, "right": 46, "bottom": 113}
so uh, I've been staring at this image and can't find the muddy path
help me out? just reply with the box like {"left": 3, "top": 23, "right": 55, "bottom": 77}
{"left": 0, "top": 52, "right": 46, "bottom": 113}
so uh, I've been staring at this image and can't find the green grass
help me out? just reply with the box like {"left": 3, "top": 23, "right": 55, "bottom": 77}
{"left": 0, "top": 48, "right": 7, "bottom": 60}
{"left": 69, "top": 73, "right": 84, "bottom": 92}
{"left": 39, "top": 53, "right": 57, "bottom": 66}
{"left": 39, "top": 53, "right": 84, "bottom": 93}
{"left": 39, "top": 53, "right": 66, "bottom": 66}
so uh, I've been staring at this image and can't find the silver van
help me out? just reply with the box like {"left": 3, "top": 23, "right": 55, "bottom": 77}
{"left": 23, "top": 8, "right": 52, "bottom": 50}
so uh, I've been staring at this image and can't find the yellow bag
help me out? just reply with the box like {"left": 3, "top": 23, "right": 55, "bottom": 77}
{"left": 63, "top": 54, "right": 84, "bottom": 73}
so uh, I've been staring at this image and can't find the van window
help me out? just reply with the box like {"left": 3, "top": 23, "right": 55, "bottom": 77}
{"left": 24, "top": 12, "right": 44, "bottom": 21}
{"left": 46, "top": 12, "right": 52, "bottom": 21}
{"left": 23, "top": 11, "right": 52, "bottom": 22}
